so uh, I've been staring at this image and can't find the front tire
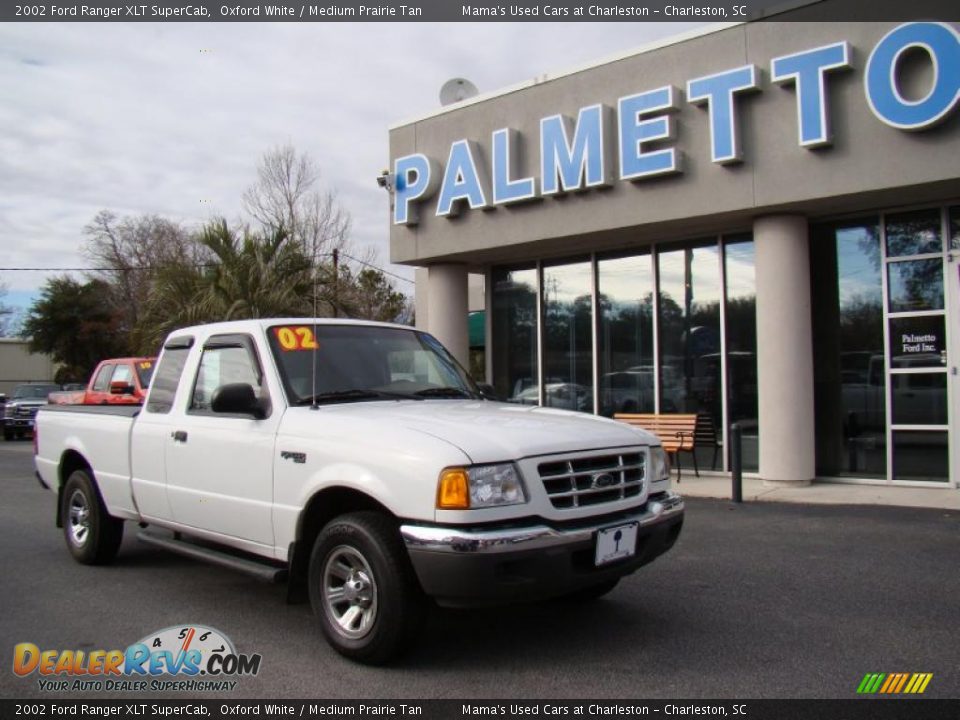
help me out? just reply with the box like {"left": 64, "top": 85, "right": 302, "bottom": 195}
{"left": 61, "top": 468, "right": 124, "bottom": 565}
{"left": 308, "top": 511, "right": 425, "bottom": 664}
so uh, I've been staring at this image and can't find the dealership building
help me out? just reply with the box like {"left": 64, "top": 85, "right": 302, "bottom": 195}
{"left": 388, "top": 18, "right": 959, "bottom": 489}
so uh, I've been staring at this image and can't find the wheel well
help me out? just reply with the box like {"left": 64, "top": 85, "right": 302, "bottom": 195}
{"left": 287, "top": 487, "right": 394, "bottom": 603}
{"left": 56, "top": 450, "right": 92, "bottom": 528}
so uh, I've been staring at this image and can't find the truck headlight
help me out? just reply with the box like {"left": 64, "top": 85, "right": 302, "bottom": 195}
{"left": 437, "top": 464, "right": 527, "bottom": 509}
{"left": 650, "top": 446, "right": 670, "bottom": 483}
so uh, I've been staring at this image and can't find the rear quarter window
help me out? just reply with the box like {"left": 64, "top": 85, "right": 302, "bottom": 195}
{"left": 146, "top": 347, "right": 191, "bottom": 414}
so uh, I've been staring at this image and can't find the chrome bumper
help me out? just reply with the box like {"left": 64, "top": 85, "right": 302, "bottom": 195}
{"left": 400, "top": 491, "right": 684, "bottom": 555}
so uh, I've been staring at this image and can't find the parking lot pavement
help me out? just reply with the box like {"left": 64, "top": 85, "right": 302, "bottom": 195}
{"left": 2, "top": 439, "right": 958, "bottom": 699}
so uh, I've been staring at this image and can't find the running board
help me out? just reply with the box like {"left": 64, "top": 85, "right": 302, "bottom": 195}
{"left": 137, "top": 530, "right": 287, "bottom": 583}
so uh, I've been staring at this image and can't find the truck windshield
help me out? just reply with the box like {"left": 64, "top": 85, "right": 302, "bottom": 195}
{"left": 135, "top": 361, "right": 155, "bottom": 389}
{"left": 267, "top": 323, "right": 480, "bottom": 406}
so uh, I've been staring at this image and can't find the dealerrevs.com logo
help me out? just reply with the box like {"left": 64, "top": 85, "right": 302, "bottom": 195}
{"left": 13, "top": 625, "right": 262, "bottom": 692}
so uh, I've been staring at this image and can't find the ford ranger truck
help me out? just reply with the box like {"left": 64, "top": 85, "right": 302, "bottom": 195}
{"left": 35, "top": 319, "right": 684, "bottom": 663}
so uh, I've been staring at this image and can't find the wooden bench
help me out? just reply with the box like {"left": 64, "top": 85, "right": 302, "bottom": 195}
{"left": 613, "top": 413, "right": 698, "bottom": 481}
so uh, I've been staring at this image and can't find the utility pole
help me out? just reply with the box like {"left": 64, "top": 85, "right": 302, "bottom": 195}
{"left": 332, "top": 249, "right": 339, "bottom": 318}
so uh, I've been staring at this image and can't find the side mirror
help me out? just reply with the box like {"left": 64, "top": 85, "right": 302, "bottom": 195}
{"left": 211, "top": 383, "right": 265, "bottom": 419}
{"left": 476, "top": 383, "right": 500, "bottom": 401}
{"left": 110, "top": 381, "right": 135, "bottom": 395}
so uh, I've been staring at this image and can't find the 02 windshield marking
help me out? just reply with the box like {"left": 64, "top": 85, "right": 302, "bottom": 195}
{"left": 267, "top": 324, "right": 480, "bottom": 406}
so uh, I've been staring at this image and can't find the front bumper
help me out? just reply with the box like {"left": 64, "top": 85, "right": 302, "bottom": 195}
{"left": 401, "top": 491, "right": 684, "bottom": 607}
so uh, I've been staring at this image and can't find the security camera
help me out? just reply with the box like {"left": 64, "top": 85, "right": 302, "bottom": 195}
{"left": 376, "top": 170, "right": 393, "bottom": 191}
{"left": 376, "top": 174, "right": 388, "bottom": 188}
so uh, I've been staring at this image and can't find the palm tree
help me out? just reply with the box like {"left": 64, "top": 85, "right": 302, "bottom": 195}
{"left": 136, "top": 219, "right": 314, "bottom": 353}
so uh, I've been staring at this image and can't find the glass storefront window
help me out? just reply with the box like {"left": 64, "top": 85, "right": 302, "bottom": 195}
{"left": 724, "top": 237, "right": 758, "bottom": 472}
{"left": 658, "top": 241, "right": 723, "bottom": 472}
{"left": 891, "top": 374, "right": 948, "bottom": 426}
{"left": 888, "top": 315, "right": 946, "bottom": 369}
{"left": 887, "top": 259, "right": 944, "bottom": 312}
{"left": 812, "top": 219, "right": 887, "bottom": 478}
{"left": 542, "top": 261, "right": 593, "bottom": 413}
{"left": 951, "top": 206, "right": 960, "bottom": 251}
{"left": 885, "top": 208, "right": 942, "bottom": 257}
{"left": 597, "top": 254, "right": 654, "bottom": 416}
{"left": 891, "top": 431, "right": 949, "bottom": 482}
{"left": 491, "top": 267, "right": 538, "bottom": 404}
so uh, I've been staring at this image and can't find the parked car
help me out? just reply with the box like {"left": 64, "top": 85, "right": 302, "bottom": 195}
{"left": 3, "top": 382, "right": 60, "bottom": 440}
{"left": 47, "top": 358, "right": 156, "bottom": 406}
{"left": 512, "top": 382, "right": 593, "bottom": 412}
{"left": 35, "top": 319, "right": 683, "bottom": 664}
{"left": 83, "top": 357, "right": 155, "bottom": 405}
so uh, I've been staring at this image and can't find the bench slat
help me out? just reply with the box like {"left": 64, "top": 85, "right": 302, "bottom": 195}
{"left": 613, "top": 413, "right": 702, "bottom": 480}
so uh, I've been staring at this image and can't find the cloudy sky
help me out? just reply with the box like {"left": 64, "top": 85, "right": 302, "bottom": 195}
{"left": 0, "top": 20, "right": 708, "bottom": 315}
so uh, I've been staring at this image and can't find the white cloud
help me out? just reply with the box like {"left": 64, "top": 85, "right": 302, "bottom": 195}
{"left": 0, "top": 20, "right": 706, "bottom": 303}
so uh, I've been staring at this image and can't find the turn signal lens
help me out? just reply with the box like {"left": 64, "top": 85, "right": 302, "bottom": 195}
{"left": 437, "top": 468, "right": 469, "bottom": 509}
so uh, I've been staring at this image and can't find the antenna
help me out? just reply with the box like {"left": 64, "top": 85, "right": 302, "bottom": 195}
{"left": 439, "top": 78, "right": 479, "bottom": 106}
{"left": 310, "top": 250, "right": 320, "bottom": 411}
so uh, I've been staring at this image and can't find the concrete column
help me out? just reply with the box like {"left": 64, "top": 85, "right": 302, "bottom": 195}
{"left": 426, "top": 264, "right": 469, "bottom": 367}
{"left": 754, "top": 215, "right": 815, "bottom": 487}
{"left": 414, "top": 267, "right": 429, "bottom": 331}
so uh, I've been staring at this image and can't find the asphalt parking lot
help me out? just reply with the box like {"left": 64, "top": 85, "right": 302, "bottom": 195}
{"left": 1, "top": 439, "right": 958, "bottom": 700}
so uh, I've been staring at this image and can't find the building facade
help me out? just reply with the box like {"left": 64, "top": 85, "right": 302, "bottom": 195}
{"left": 0, "top": 338, "right": 57, "bottom": 396}
{"left": 388, "top": 19, "right": 960, "bottom": 489}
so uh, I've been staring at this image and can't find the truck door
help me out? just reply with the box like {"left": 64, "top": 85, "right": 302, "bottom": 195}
{"left": 132, "top": 336, "right": 194, "bottom": 522}
{"left": 164, "top": 333, "right": 278, "bottom": 548}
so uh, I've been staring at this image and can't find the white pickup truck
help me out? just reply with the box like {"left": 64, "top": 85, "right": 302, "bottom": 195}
{"left": 35, "top": 319, "right": 684, "bottom": 663}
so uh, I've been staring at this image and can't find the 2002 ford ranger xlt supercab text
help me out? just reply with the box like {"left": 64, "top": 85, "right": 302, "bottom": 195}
{"left": 35, "top": 319, "right": 684, "bottom": 663}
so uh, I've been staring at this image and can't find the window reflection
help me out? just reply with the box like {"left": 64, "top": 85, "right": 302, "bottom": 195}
{"left": 597, "top": 254, "right": 654, "bottom": 416}
{"left": 891, "top": 374, "right": 947, "bottom": 426}
{"left": 812, "top": 219, "right": 887, "bottom": 478}
{"left": 658, "top": 242, "right": 723, "bottom": 471}
{"left": 892, "top": 431, "right": 949, "bottom": 482}
{"left": 541, "top": 262, "right": 593, "bottom": 413}
{"left": 885, "top": 208, "right": 942, "bottom": 257}
{"left": 724, "top": 237, "right": 758, "bottom": 472}
{"left": 887, "top": 259, "right": 944, "bottom": 312}
{"left": 951, "top": 206, "right": 960, "bottom": 251}
{"left": 491, "top": 267, "right": 538, "bottom": 403}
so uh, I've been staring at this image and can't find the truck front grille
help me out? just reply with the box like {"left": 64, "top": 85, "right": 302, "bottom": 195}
{"left": 15, "top": 406, "right": 39, "bottom": 419}
{"left": 538, "top": 452, "right": 645, "bottom": 509}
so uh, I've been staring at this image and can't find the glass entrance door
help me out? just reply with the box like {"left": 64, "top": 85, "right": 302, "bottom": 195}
{"left": 949, "top": 207, "right": 960, "bottom": 488}
{"left": 882, "top": 209, "right": 953, "bottom": 485}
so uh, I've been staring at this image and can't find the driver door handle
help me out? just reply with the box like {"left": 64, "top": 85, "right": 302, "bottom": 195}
{"left": 171, "top": 430, "right": 188, "bottom": 443}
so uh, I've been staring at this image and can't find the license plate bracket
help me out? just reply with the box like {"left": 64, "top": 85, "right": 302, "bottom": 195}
{"left": 594, "top": 521, "right": 639, "bottom": 566}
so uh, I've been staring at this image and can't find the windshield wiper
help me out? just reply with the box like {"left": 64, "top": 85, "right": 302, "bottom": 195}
{"left": 413, "top": 387, "right": 477, "bottom": 399}
{"left": 295, "top": 389, "right": 418, "bottom": 406}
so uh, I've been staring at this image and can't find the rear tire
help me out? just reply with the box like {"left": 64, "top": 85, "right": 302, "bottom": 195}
{"left": 61, "top": 468, "right": 124, "bottom": 565}
{"left": 308, "top": 511, "right": 425, "bottom": 664}
{"left": 3, "top": 429, "right": 13, "bottom": 441}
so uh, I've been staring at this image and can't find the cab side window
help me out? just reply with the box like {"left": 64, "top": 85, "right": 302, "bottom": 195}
{"left": 92, "top": 365, "right": 114, "bottom": 392}
{"left": 190, "top": 346, "right": 262, "bottom": 412}
{"left": 146, "top": 342, "right": 192, "bottom": 414}
{"left": 111, "top": 364, "right": 133, "bottom": 386}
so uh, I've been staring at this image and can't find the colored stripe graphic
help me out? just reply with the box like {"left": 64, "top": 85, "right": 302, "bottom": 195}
{"left": 858, "top": 673, "right": 932, "bottom": 694}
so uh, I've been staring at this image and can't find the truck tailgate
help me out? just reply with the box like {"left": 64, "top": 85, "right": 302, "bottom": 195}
{"left": 36, "top": 405, "right": 140, "bottom": 518}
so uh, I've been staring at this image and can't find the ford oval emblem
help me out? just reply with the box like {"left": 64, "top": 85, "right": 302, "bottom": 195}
{"left": 591, "top": 472, "right": 617, "bottom": 489}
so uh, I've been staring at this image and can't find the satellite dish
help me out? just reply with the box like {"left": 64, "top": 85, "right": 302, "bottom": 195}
{"left": 439, "top": 78, "right": 479, "bottom": 106}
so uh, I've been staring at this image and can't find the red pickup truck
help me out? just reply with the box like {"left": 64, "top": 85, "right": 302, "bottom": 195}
{"left": 48, "top": 358, "right": 155, "bottom": 406}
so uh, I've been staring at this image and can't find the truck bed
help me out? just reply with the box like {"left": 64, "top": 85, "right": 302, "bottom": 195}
{"left": 35, "top": 404, "right": 142, "bottom": 520}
